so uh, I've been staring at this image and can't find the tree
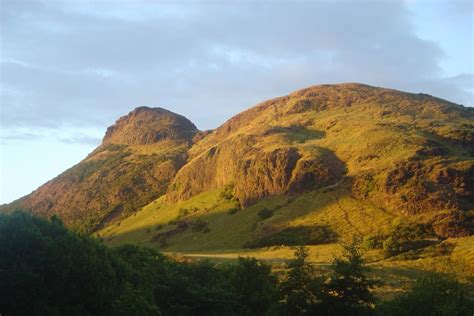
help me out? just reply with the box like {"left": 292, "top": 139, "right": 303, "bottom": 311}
{"left": 229, "top": 257, "right": 279, "bottom": 315}
{"left": 0, "top": 211, "right": 155, "bottom": 315}
{"left": 377, "top": 272, "right": 474, "bottom": 315}
{"left": 321, "top": 239, "right": 376, "bottom": 314}
{"left": 279, "top": 246, "right": 322, "bottom": 315}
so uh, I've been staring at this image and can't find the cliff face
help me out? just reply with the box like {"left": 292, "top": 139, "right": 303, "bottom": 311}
{"left": 167, "top": 135, "right": 345, "bottom": 207}
{"left": 3, "top": 84, "right": 473, "bottom": 238}
{"left": 5, "top": 107, "right": 198, "bottom": 232}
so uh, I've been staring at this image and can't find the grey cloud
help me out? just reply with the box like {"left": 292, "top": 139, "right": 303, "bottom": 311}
{"left": 0, "top": 0, "right": 472, "bottom": 136}
{"left": 57, "top": 135, "right": 101, "bottom": 146}
{"left": 0, "top": 126, "right": 102, "bottom": 145}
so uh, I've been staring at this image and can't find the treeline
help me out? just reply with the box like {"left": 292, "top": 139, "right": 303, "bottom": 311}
{"left": 0, "top": 212, "right": 472, "bottom": 315}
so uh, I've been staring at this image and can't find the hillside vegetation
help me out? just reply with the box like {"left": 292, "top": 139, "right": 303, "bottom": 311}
{"left": 96, "top": 84, "right": 473, "bottom": 273}
{"left": 3, "top": 83, "right": 473, "bottom": 268}
{"left": 3, "top": 212, "right": 473, "bottom": 315}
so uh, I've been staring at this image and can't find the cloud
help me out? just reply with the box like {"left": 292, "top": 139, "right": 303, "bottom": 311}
{"left": 0, "top": 126, "right": 102, "bottom": 145}
{"left": 1, "top": 0, "right": 472, "bottom": 137}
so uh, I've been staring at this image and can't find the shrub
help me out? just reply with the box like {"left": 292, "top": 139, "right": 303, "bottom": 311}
{"left": 383, "top": 236, "right": 401, "bottom": 255}
{"left": 365, "top": 222, "right": 437, "bottom": 256}
{"left": 228, "top": 207, "right": 239, "bottom": 215}
{"left": 191, "top": 219, "right": 209, "bottom": 232}
{"left": 245, "top": 225, "right": 335, "bottom": 248}
{"left": 377, "top": 273, "right": 474, "bottom": 315}
{"left": 362, "top": 234, "right": 382, "bottom": 250}
{"left": 179, "top": 208, "right": 189, "bottom": 217}
{"left": 257, "top": 208, "right": 273, "bottom": 220}
{"left": 220, "top": 185, "right": 234, "bottom": 200}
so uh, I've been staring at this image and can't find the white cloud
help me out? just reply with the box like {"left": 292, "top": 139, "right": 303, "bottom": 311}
{"left": 0, "top": 0, "right": 472, "bottom": 136}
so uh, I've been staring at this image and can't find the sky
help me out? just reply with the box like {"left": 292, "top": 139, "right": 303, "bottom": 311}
{"left": 0, "top": 0, "right": 473, "bottom": 204}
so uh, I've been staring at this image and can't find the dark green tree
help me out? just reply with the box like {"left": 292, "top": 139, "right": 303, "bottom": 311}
{"left": 229, "top": 257, "right": 279, "bottom": 315}
{"left": 321, "top": 239, "right": 376, "bottom": 315}
{"left": 0, "top": 211, "right": 156, "bottom": 316}
{"left": 279, "top": 246, "right": 322, "bottom": 315}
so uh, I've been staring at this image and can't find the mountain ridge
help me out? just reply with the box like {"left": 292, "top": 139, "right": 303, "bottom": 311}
{"left": 2, "top": 83, "right": 473, "bottom": 240}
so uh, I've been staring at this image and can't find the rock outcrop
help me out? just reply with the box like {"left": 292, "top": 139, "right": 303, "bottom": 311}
{"left": 103, "top": 106, "right": 197, "bottom": 145}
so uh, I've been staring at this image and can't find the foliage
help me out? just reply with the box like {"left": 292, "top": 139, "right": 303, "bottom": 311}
{"left": 321, "top": 239, "right": 377, "bottom": 314}
{"left": 227, "top": 207, "right": 239, "bottom": 215}
{"left": 362, "top": 234, "right": 382, "bottom": 250}
{"left": 257, "top": 208, "right": 274, "bottom": 220}
{"left": 2, "top": 212, "right": 471, "bottom": 315}
{"left": 279, "top": 246, "right": 322, "bottom": 315}
{"left": 362, "top": 222, "right": 436, "bottom": 256}
{"left": 377, "top": 272, "right": 474, "bottom": 315}
{"left": 220, "top": 185, "right": 235, "bottom": 201}
{"left": 191, "top": 219, "right": 210, "bottom": 232}
{"left": 245, "top": 225, "right": 335, "bottom": 248}
{"left": 228, "top": 257, "right": 279, "bottom": 315}
{"left": 0, "top": 211, "right": 156, "bottom": 315}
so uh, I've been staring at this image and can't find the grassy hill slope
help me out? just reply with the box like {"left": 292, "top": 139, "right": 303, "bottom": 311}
{"left": 99, "top": 83, "right": 473, "bottom": 277}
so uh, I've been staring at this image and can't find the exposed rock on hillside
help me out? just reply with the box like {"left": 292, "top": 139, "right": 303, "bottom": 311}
{"left": 168, "top": 139, "right": 345, "bottom": 207}
{"left": 103, "top": 106, "right": 197, "bottom": 145}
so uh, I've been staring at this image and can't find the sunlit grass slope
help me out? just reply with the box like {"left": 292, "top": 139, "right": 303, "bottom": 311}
{"left": 100, "top": 181, "right": 472, "bottom": 270}
{"left": 99, "top": 182, "right": 474, "bottom": 289}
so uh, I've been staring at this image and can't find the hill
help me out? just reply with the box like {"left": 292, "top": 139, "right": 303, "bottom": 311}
{"left": 2, "top": 84, "right": 473, "bottom": 264}
{"left": 2, "top": 107, "right": 198, "bottom": 232}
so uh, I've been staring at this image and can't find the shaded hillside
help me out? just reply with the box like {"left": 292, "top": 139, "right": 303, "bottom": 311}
{"left": 3, "top": 107, "right": 198, "bottom": 232}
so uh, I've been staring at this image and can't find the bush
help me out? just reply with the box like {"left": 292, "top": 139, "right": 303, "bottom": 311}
{"left": 228, "top": 207, "right": 239, "bottom": 215}
{"left": 365, "top": 222, "right": 437, "bottom": 256}
{"left": 179, "top": 208, "right": 189, "bottom": 217}
{"left": 383, "top": 236, "right": 401, "bottom": 255}
{"left": 245, "top": 225, "right": 335, "bottom": 248}
{"left": 378, "top": 273, "right": 474, "bottom": 315}
{"left": 220, "top": 185, "right": 234, "bottom": 200}
{"left": 191, "top": 219, "right": 209, "bottom": 232}
{"left": 257, "top": 208, "right": 273, "bottom": 220}
{"left": 362, "top": 234, "right": 382, "bottom": 250}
